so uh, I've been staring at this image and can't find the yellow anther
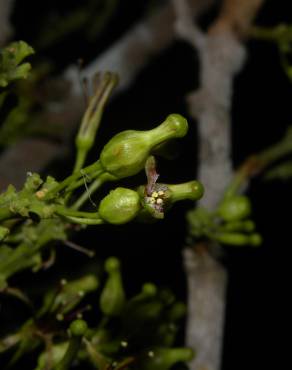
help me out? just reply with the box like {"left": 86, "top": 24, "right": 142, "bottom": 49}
{"left": 152, "top": 191, "right": 159, "bottom": 198}
{"left": 156, "top": 198, "right": 163, "bottom": 205}
{"left": 150, "top": 197, "right": 156, "bottom": 204}
{"left": 158, "top": 190, "right": 164, "bottom": 196}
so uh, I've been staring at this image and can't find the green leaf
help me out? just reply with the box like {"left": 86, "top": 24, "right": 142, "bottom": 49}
{"left": 0, "top": 41, "right": 34, "bottom": 88}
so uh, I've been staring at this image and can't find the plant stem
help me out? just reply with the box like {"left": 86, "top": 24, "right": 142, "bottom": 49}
{"left": 54, "top": 337, "right": 81, "bottom": 370}
{"left": 44, "top": 161, "right": 103, "bottom": 198}
{"left": 55, "top": 206, "right": 99, "bottom": 219}
{"left": 73, "top": 149, "right": 87, "bottom": 174}
{"left": 65, "top": 168, "right": 103, "bottom": 193}
{"left": 72, "top": 177, "right": 105, "bottom": 210}
{"left": 224, "top": 127, "right": 292, "bottom": 198}
{"left": 250, "top": 25, "right": 284, "bottom": 42}
{"left": 55, "top": 320, "right": 87, "bottom": 370}
{"left": 62, "top": 216, "right": 104, "bottom": 225}
{"left": 257, "top": 132, "right": 292, "bottom": 165}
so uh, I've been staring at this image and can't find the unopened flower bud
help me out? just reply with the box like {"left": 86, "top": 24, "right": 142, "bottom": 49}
{"left": 100, "top": 114, "right": 188, "bottom": 179}
{"left": 214, "top": 232, "right": 262, "bottom": 246}
{"left": 215, "top": 232, "right": 248, "bottom": 246}
{"left": 98, "top": 187, "right": 141, "bottom": 224}
{"left": 70, "top": 319, "right": 88, "bottom": 337}
{"left": 137, "top": 347, "right": 194, "bottom": 370}
{"left": 100, "top": 257, "right": 125, "bottom": 316}
{"left": 217, "top": 195, "right": 252, "bottom": 222}
{"left": 167, "top": 180, "right": 204, "bottom": 203}
{"left": 249, "top": 233, "right": 263, "bottom": 246}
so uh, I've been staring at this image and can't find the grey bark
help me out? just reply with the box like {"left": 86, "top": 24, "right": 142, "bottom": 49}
{"left": 0, "top": 0, "right": 15, "bottom": 45}
{"left": 172, "top": 1, "right": 249, "bottom": 370}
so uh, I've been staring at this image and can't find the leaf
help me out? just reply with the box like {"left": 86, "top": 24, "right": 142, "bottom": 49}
{"left": 0, "top": 41, "right": 34, "bottom": 88}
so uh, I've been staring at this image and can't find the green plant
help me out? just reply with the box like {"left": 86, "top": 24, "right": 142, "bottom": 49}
{"left": 0, "top": 40, "right": 203, "bottom": 370}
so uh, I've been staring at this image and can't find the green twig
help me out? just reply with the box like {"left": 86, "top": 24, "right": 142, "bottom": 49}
{"left": 224, "top": 127, "right": 292, "bottom": 198}
{"left": 250, "top": 25, "right": 287, "bottom": 42}
{"left": 44, "top": 161, "right": 103, "bottom": 198}
{"left": 62, "top": 216, "right": 104, "bottom": 225}
{"left": 55, "top": 206, "right": 99, "bottom": 219}
{"left": 72, "top": 176, "right": 107, "bottom": 210}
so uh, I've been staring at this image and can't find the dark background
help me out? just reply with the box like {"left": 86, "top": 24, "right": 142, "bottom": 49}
{"left": 3, "top": 0, "right": 292, "bottom": 369}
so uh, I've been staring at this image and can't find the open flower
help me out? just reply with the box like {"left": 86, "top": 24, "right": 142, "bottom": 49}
{"left": 140, "top": 156, "right": 204, "bottom": 220}
{"left": 142, "top": 156, "right": 169, "bottom": 219}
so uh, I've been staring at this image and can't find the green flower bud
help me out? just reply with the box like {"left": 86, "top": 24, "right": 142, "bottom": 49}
{"left": 142, "top": 282, "right": 158, "bottom": 297}
{"left": 136, "top": 347, "right": 194, "bottom": 370}
{"left": 217, "top": 195, "right": 252, "bottom": 222}
{"left": 156, "top": 322, "right": 178, "bottom": 347}
{"left": 45, "top": 275, "right": 98, "bottom": 316}
{"left": 187, "top": 207, "right": 214, "bottom": 239}
{"left": 70, "top": 319, "right": 88, "bottom": 337}
{"left": 98, "top": 187, "right": 141, "bottom": 224}
{"left": 123, "top": 283, "right": 158, "bottom": 312}
{"left": 156, "top": 303, "right": 185, "bottom": 346}
{"left": 167, "top": 181, "right": 204, "bottom": 203}
{"left": 100, "top": 257, "right": 126, "bottom": 316}
{"left": 100, "top": 114, "right": 188, "bottom": 179}
{"left": 55, "top": 321, "right": 87, "bottom": 370}
{"left": 74, "top": 72, "right": 118, "bottom": 171}
{"left": 219, "top": 219, "right": 256, "bottom": 233}
{"left": 167, "top": 302, "right": 187, "bottom": 321}
{"left": 215, "top": 232, "right": 251, "bottom": 246}
{"left": 121, "top": 284, "right": 162, "bottom": 331}
{"left": 36, "top": 342, "right": 68, "bottom": 370}
{"left": 243, "top": 220, "right": 256, "bottom": 232}
{"left": 249, "top": 233, "right": 263, "bottom": 246}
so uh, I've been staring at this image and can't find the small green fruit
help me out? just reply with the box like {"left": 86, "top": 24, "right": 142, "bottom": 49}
{"left": 98, "top": 187, "right": 141, "bottom": 224}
